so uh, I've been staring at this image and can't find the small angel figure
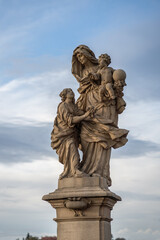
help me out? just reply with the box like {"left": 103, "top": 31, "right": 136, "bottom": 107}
{"left": 51, "top": 88, "right": 94, "bottom": 179}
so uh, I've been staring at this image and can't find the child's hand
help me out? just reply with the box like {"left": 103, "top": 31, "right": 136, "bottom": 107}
{"left": 88, "top": 106, "right": 95, "bottom": 114}
{"left": 88, "top": 72, "right": 96, "bottom": 80}
{"left": 87, "top": 107, "right": 95, "bottom": 118}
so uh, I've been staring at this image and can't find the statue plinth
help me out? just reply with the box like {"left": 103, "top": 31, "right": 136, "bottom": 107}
{"left": 43, "top": 177, "right": 121, "bottom": 240}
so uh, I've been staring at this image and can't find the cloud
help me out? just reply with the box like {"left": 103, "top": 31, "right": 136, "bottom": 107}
{"left": 136, "top": 228, "right": 160, "bottom": 237}
{"left": 0, "top": 1, "right": 75, "bottom": 51}
{"left": 89, "top": 13, "right": 160, "bottom": 102}
{"left": 0, "top": 123, "right": 55, "bottom": 163}
{"left": 0, "top": 1, "right": 85, "bottom": 84}
{"left": 152, "top": 230, "right": 160, "bottom": 235}
{"left": 0, "top": 0, "right": 93, "bottom": 76}
{"left": 0, "top": 158, "right": 63, "bottom": 240}
{"left": 0, "top": 1, "right": 160, "bottom": 240}
{"left": 111, "top": 153, "right": 160, "bottom": 195}
{"left": 2, "top": 137, "right": 159, "bottom": 240}
{"left": 137, "top": 228, "right": 152, "bottom": 234}
{"left": 0, "top": 69, "right": 77, "bottom": 125}
{"left": 118, "top": 100, "right": 160, "bottom": 144}
{"left": 111, "top": 151, "right": 160, "bottom": 240}
{"left": 1, "top": 120, "right": 159, "bottom": 165}
{"left": 120, "top": 191, "right": 160, "bottom": 202}
{"left": 3, "top": 55, "right": 70, "bottom": 78}
{"left": 117, "top": 228, "right": 129, "bottom": 235}
{"left": 112, "top": 136, "right": 160, "bottom": 158}
{"left": 0, "top": 158, "right": 62, "bottom": 207}
{"left": 114, "top": 227, "right": 160, "bottom": 240}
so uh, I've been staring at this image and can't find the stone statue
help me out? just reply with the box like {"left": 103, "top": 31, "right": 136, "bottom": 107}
{"left": 51, "top": 88, "right": 94, "bottom": 179}
{"left": 44, "top": 45, "right": 129, "bottom": 240}
{"left": 51, "top": 45, "right": 129, "bottom": 186}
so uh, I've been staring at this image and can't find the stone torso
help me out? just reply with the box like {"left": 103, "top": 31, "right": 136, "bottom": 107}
{"left": 98, "top": 66, "right": 113, "bottom": 85}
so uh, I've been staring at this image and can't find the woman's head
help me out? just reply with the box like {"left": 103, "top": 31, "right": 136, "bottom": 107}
{"left": 74, "top": 45, "right": 98, "bottom": 64}
{"left": 59, "top": 88, "right": 75, "bottom": 103}
{"left": 76, "top": 52, "right": 88, "bottom": 65}
{"left": 72, "top": 45, "right": 98, "bottom": 77}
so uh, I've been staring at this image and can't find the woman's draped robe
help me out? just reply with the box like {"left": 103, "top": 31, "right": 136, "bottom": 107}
{"left": 51, "top": 102, "right": 82, "bottom": 179}
{"left": 72, "top": 45, "right": 128, "bottom": 185}
{"left": 78, "top": 84, "right": 128, "bottom": 185}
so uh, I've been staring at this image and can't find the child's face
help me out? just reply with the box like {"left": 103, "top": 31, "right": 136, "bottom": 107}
{"left": 98, "top": 57, "right": 110, "bottom": 67}
{"left": 99, "top": 57, "right": 107, "bottom": 67}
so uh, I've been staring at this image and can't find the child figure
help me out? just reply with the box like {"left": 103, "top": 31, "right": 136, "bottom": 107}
{"left": 97, "top": 54, "right": 115, "bottom": 101}
{"left": 51, "top": 88, "right": 94, "bottom": 179}
{"left": 88, "top": 54, "right": 127, "bottom": 114}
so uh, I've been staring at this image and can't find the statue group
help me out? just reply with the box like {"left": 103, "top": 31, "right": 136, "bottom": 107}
{"left": 51, "top": 45, "right": 129, "bottom": 187}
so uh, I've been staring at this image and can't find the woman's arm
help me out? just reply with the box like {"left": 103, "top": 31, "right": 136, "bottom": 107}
{"left": 72, "top": 111, "right": 90, "bottom": 124}
{"left": 72, "top": 107, "right": 95, "bottom": 124}
{"left": 73, "top": 73, "right": 90, "bottom": 83}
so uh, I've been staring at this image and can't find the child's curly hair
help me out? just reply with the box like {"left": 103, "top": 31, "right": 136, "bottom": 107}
{"left": 99, "top": 53, "right": 111, "bottom": 65}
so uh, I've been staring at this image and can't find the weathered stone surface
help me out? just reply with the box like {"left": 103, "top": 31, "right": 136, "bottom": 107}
{"left": 43, "top": 177, "right": 120, "bottom": 240}
{"left": 50, "top": 45, "right": 128, "bottom": 185}
{"left": 43, "top": 177, "right": 121, "bottom": 201}
{"left": 50, "top": 197, "right": 116, "bottom": 240}
{"left": 43, "top": 45, "right": 128, "bottom": 240}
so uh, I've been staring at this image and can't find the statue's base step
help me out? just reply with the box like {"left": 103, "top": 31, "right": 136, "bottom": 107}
{"left": 42, "top": 177, "right": 121, "bottom": 201}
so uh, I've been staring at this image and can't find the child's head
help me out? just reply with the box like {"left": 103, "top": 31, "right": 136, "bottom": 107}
{"left": 59, "top": 88, "right": 75, "bottom": 102}
{"left": 98, "top": 54, "right": 111, "bottom": 67}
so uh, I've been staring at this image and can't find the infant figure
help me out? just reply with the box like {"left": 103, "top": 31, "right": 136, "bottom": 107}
{"left": 98, "top": 54, "right": 115, "bottom": 101}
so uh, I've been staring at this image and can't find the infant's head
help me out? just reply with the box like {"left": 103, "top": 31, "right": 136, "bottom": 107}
{"left": 98, "top": 54, "right": 111, "bottom": 67}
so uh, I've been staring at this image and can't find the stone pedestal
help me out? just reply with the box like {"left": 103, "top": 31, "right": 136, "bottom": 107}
{"left": 42, "top": 177, "right": 121, "bottom": 240}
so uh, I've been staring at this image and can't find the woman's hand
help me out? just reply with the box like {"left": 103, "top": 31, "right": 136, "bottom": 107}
{"left": 84, "top": 107, "right": 95, "bottom": 118}
{"left": 72, "top": 107, "right": 95, "bottom": 123}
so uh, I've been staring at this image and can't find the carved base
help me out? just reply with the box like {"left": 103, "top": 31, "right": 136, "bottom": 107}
{"left": 42, "top": 177, "right": 121, "bottom": 240}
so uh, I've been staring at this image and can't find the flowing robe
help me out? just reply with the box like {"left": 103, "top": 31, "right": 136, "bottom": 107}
{"left": 51, "top": 102, "right": 82, "bottom": 179}
{"left": 77, "top": 79, "right": 128, "bottom": 185}
{"left": 72, "top": 45, "right": 128, "bottom": 185}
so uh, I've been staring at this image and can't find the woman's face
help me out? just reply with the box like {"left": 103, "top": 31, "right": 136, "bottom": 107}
{"left": 66, "top": 89, "right": 74, "bottom": 99}
{"left": 76, "top": 53, "right": 88, "bottom": 65}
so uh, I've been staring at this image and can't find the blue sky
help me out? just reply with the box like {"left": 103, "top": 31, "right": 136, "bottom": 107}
{"left": 0, "top": 0, "right": 160, "bottom": 240}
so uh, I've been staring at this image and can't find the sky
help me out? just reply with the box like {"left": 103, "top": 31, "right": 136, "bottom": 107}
{"left": 0, "top": 0, "right": 160, "bottom": 239}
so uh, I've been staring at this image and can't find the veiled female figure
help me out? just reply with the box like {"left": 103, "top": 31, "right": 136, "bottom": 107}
{"left": 72, "top": 45, "right": 129, "bottom": 186}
